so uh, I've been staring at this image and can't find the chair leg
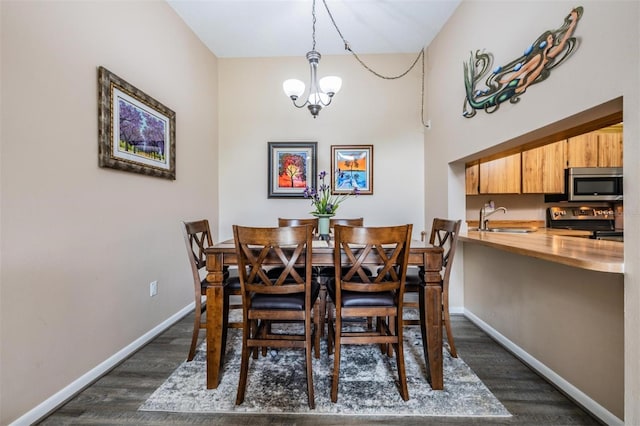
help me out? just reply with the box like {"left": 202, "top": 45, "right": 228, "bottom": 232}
{"left": 319, "top": 283, "right": 327, "bottom": 337}
{"left": 220, "top": 293, "right": 230, "bottom": 361}
{"left": 327, "top": 302, "right": 335, "bottom": 355}
{"left": 394, "top": 321, "right": 409, "bottom": 401}
{"left": 330, "top": 315, "right": 341, "bottom": 403}
{"left": 313, "top": 300, "right": 321, "bottom": 359}
{"left": 187, "top": 301, "right": 203, "bottom": 361}
{"left": 418, "top": 285, "right": 430, "bottom": 371}
{"left": 251, "top": 320, "right": 260, "bottom": 359}
{"left": 305, "top": 322, "right": 316, "bottom": 409}
{"left": 443, "top": 302, "right": 458, "bottom": 358}
{"left": 387, "top": 316, "right": 395, "bottom": 357}
{"left": 235, "top": 319, "right": 253, "bottom": 405}
{"left": 261, "top": 320, "right": 271, "bottom": 357}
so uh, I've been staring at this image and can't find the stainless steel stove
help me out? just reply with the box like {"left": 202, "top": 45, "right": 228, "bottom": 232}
{"left": 547, "top": 206, "right": 624, "bottom": 241}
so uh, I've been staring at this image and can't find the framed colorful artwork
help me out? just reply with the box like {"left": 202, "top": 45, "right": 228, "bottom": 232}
{"left": 331, "top": 145, "right": 373, "bottom": 195}
{"left": 98, "top": 66, "right": 176, "bottom": 180}
{"left": 267, "top": 142, "right": 317, "bottom": 198}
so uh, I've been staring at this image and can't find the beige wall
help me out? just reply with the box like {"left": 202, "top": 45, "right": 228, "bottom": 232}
{"left": 217, "top": 54, "right": 426, "bottom": 242}
{"left": 0, "top": 1, "right": 219, "bottom": 423}
{"left": 464, "top": 244, "right": 624, "bottom": 417}
{"left": 3, "top": 0, "right": 639, "bottom": 423}
{"left": 424, "top": 1, "right": 639, "bottom": 423}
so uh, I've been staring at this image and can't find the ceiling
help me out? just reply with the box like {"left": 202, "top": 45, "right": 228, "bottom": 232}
{"left": 166, "top": 0, "right": 461, "bottom": 58}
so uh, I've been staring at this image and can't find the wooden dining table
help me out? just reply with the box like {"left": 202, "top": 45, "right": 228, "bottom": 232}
{"left": 204, "top": 237, "right": 445, "bottom": 390}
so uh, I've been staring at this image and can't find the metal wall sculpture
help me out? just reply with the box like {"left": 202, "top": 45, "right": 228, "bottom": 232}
{"left": 463, "top": 6, "right": 583, "bottom": 118}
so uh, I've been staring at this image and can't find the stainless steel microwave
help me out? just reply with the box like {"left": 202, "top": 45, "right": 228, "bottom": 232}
{"left": 544, "top": 167, "right": 623, "bottom": 202}
{"left": 567, "top": 167, "right": 623, "bottom": 201}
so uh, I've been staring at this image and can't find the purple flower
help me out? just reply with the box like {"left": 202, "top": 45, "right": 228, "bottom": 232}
{"left": 306, "top": 170, "right": 356, "bottom": 216}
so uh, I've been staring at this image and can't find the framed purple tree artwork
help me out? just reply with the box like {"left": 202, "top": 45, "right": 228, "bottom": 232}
{"left": 98, "top": 66, "right": 176, "bottom": 180}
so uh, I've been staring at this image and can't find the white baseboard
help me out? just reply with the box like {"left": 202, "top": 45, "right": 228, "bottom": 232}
{"left": 464, "top": 309, "right": 623, "bottom": 426}
{"left": 10, "top": 302, "right": 195, "bottom": 426}
{"left": 449, "top": 306, "right": 465, "bottom": 314}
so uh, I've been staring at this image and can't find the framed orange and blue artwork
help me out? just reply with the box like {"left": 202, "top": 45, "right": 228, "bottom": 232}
{"left": 331, "top": 145, "right": 373, "bottom": 195}
{"left": 268, "top": 141, "right": 317, "bottom": 198}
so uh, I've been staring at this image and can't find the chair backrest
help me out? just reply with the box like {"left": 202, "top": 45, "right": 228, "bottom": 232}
{"left": 334, "top": 224, "right": 413, "bottom": 295}
{"left": 329, "top": 217, "right": 364, "bottom": 228}
{"left": 428, "top": 218, "right": 461, "bottom": 286}
{"left": 278, "top": 217, "right": 318, "bottom": 235}
{"left": 233, "top": 225, "right": 313, "bottom": 296}
{"left": 182, "top": 220, "right": 213, "bottom": 293}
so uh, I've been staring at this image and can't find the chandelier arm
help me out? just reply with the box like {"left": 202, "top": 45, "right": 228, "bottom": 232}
{"left": 291, "top": 98, "right": 310, "bottom": 109}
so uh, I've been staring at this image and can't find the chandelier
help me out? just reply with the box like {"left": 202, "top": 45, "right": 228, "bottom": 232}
{"left": 282, "top": 0, "right": 342, "bottom": 118}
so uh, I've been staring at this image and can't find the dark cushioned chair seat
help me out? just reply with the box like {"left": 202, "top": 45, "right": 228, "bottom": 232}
{"left": 251, "top": 281, "right": 321, "bottom": 310}
{"left": 326, "top": 279, "right": 394, "bottom": 307}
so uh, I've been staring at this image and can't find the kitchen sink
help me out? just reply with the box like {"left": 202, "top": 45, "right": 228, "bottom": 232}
{"left": 486, "top": 227, "right": 537, "bottom": 233}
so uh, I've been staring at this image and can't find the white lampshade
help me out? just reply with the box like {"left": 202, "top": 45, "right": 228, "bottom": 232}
{"left": 319, "top": 76, "right": 342, "bottom": 95}
{"left": 283, "top": 79, "right": 305, "bottom": 98}
{"left": 308, "top": 91, "right": 330, "bottom": 106}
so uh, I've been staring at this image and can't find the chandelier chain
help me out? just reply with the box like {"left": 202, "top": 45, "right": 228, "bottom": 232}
{"left": 321, "top": 0, "right": 423, "bottom": 80}
{"left": 312, "top": 0, "right": 317, "bottom": 51}
{"left": 320, "top": 0, "right": 428, "bottom": 127}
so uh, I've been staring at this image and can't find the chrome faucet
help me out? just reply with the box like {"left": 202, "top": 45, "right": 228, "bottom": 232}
{"left": 479, "top": 205, "right": 507, "bottom": 231}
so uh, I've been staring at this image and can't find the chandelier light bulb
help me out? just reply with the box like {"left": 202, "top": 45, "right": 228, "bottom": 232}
{"left": 308, "top": 91, "right": 330, "bottom": 106}
{"left": 319, "top": 76, "right": 342, "bottom": 96}
{"left": 283, "top": 79, "right": 305, "bottom": 100}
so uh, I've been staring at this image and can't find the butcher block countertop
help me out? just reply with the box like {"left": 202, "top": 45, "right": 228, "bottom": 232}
{"left": 460, "top": 228, "right": 624, "bottom": 274}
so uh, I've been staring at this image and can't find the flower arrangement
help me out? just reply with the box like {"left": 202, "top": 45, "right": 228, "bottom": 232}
{"left": 303, "top": 170, "right": 359, "bottom": 216}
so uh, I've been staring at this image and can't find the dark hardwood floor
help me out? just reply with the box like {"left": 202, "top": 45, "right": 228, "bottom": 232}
{"left": 38, "top": 313, "right": 600, "bottom": 425}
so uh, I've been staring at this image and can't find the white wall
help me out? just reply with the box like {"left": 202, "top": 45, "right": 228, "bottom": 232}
{"left": 0, "top": 1, "right": 219, "bottom": 423}
{"left": 217, "top": 54, "right": 426, "bottom": 241}
{"left": 424, "top": 1, "right": 639, "bottom": 423}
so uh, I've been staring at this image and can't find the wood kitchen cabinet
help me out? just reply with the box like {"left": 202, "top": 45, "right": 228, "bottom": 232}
{"left": 464, "top": 125, "right": 623, "bottom": 197}
{"left": 522, "top": 140, "right": 565, "bottom": 193}
{"left": 566, "top": 131, "right": 623, "bottom": 168}
{"left": 597, "top": 131, "right": 623, "bottom": 167}
{"left": 479, "top": 153, "right": 521, "bottom": 194}
{"left": 465, "top": 162, "right": 479, "bottom": 195}
{"left": 566, "top": 133, "right": 598, "bottom": 167}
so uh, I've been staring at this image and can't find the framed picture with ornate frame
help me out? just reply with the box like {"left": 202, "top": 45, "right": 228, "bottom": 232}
{"left": 98, "top": 66, "right": 176, "bottom": 180}
{"left": 268, "top": 141, "right": 317, "bottom": 198}
{"left": 331, "top": 145, "right": 373, "bottom": 195}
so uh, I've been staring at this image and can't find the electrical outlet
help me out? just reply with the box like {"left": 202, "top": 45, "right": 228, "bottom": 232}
{"left": 150, "top": 280, "right": 158, "bottom": 297}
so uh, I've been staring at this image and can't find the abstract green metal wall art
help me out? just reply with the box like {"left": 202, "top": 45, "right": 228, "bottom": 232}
{"left": 463, "top": 6, "right": 583, "bottom": 118}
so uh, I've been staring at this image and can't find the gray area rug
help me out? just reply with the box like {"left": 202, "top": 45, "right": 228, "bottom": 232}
{"left": 140, "top": 319, "right": 510, "bottom": 417}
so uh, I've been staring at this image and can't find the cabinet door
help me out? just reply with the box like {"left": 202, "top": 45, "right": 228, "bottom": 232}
{"left": 597, "top": 132, "right": 623, "bottom": 167}
{"left": 566, "top": 134, "right": 598, "bottom": 167}
{"left": 522, "top": 141, "right": 565, "bottom": 193}
{"left": 479, "top": 153, "right": 521, "bottom": 194}
{"left": 465, "top": 163, "right": 479, "bottom": 195}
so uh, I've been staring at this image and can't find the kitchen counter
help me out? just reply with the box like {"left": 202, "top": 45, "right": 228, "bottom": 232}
{"left": 460, "top": 228, "right": 623, "bottom": 274}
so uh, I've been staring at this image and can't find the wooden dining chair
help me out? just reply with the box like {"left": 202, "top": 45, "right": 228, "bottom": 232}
{"left": 277, "top": 217, "right": 318, "bottom": 233}
{"left": 316, "top": 218, "right": 366, "bottom": 334}
{"left": 328, "top": 217, "right": 364, "bottom": 228}
{"left": 233, "top": 224, "right": 321, "bottom": 409}
{"left": 267, "top": 218, "right": 319, "bottom": 279}
{"left": 402, "top": 219, "right": 461, "bottom": 357}
{"left": 420, "top": 218, "right": 462, "bottom": 357}
{"left": 182, "top": 219, "right": 242, "bottom": 362}
{"left": 327, "top": 224, "right": 413, "bottom": 403}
